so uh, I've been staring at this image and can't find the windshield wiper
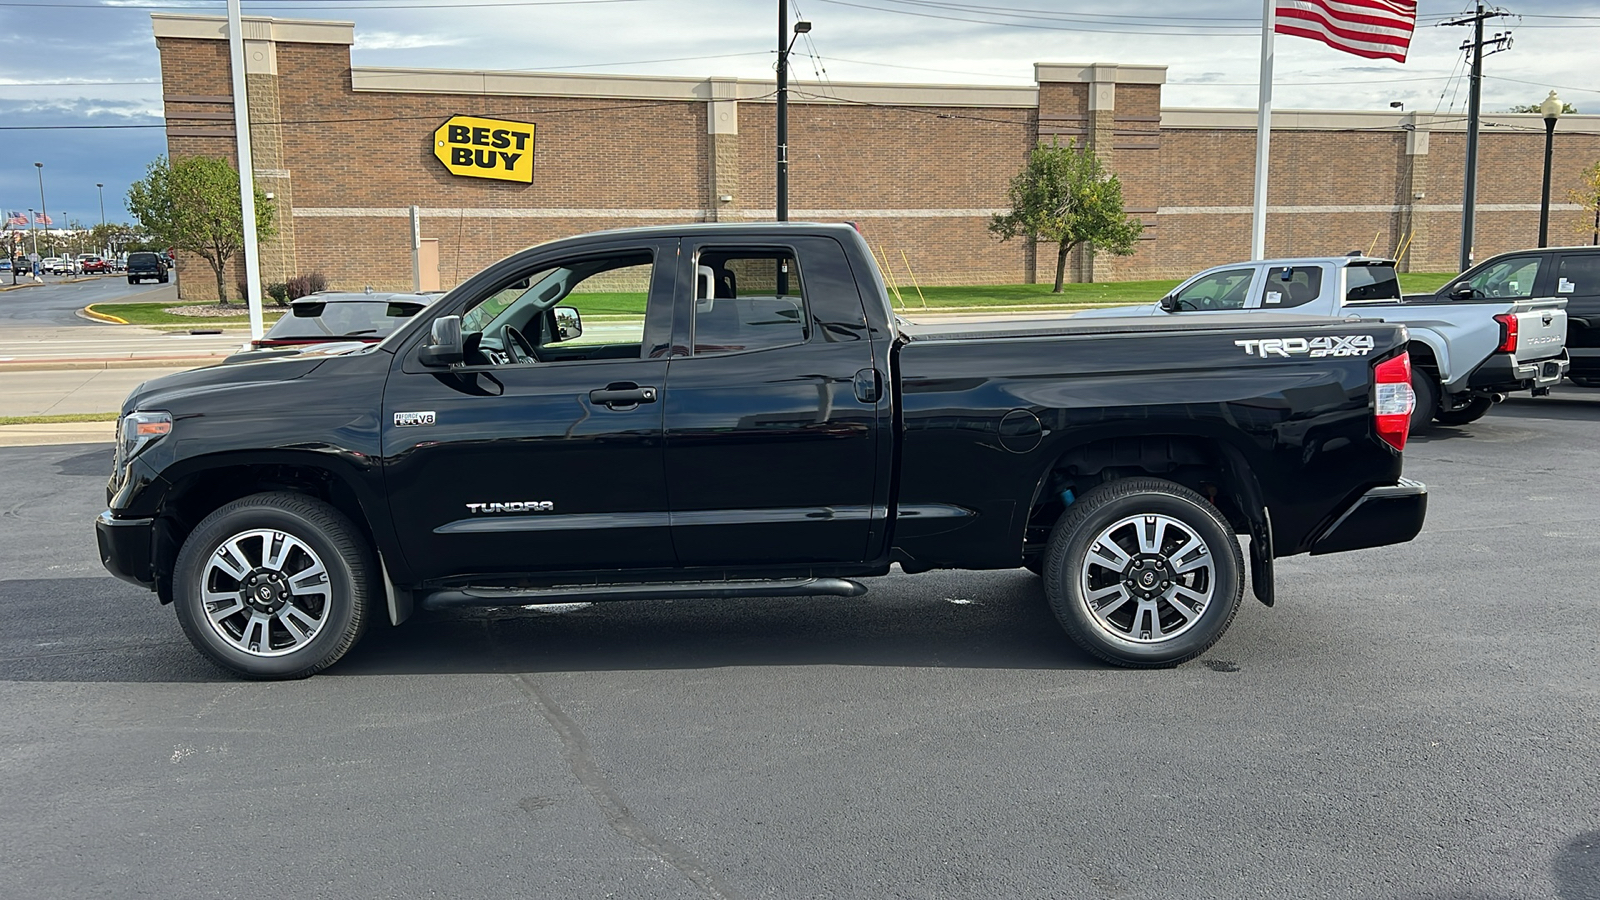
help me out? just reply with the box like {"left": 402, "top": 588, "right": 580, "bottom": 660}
{"left": 341, "top": 329, "right": 377, "bottom": 337}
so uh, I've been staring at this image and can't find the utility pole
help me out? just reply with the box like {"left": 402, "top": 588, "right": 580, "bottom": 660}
{"left": 1444, "top": 3, "right": 1512, "bottom": 272}
{"left": 775, "top": 2, "right": 812, "bottom": 222}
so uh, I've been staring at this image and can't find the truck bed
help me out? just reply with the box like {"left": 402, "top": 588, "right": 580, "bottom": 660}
{"left": 899, "top": 312, "right": 1360, "bottom": 343}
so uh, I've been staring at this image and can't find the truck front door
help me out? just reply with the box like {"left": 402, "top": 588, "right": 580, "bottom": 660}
{"left": 662, "top": 236, "right": 888, "bottom": 567}
{"left": 382, "top": 240, "right": 677, "bottom": 581}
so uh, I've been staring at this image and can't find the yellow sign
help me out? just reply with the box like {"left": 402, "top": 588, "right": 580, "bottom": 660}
{"left": 433, "top": 115, "right": 536, "bottom": 183}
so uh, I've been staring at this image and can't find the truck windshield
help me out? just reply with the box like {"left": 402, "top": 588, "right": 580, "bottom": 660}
{"left": 1345, "top": 265, "right": 1401, "bottom": 302}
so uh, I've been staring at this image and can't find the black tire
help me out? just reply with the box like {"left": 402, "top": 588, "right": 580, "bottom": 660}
{"left": 1434, "top": 395, "right": 1493, "bottom": 425}
{"left": 158, "top": 274, "right": 168, "bottom": 283}
{"left": 1041, "top": 478, "right": 1244, "bottom": 667}
{"left": 1409, "top": 368, "right": 1439, "bottom": 434}
{"left": 1570, "top": 376, "right": 1600, "bottom": 388}
{"left": 172, "top": 492, "right": 373, "bottom": 679}
{"left": 127, "top": 277, "right": 137, "bottom": 284}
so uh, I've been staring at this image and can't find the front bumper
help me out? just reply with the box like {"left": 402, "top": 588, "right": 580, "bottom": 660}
{"left": 1465, "top": 350, "right": 1569, "bottom": 393}
{"left": 96, "top": 510, "right": 156, "bottom": 589}
{"left": 1309, "top": 478, "right": 1428, "bottom": 555}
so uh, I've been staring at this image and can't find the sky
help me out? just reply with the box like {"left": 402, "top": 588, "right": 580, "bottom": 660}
{"left": 1, "top": 0, "right": 1595, "bottom": 228}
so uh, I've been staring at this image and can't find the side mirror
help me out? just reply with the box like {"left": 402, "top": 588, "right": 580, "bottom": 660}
{"left": 553, "top": 306, "right": 583, "bottom": 342}
{"left": 1159, "top": 295, "right": 1181, "bottom": 312}
{"left": 1448, "top": 282, "right": 1474, "bottom": 300}
{"left": 417, "top": 315, "right": 464, "bottom": 367}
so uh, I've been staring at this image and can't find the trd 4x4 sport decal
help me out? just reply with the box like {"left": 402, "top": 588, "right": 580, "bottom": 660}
{"left": 1235, "top": 335, "right": 1375, "bottom": 359}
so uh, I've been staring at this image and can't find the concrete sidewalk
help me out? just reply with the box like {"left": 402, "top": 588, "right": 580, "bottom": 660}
{"left": 0, "top": 367, "right": 178, "bottom": 416}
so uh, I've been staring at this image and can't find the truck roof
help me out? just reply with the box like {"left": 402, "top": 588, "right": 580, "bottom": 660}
{"left": 1241, "top": 255, "right": 1397, "bottom": 268}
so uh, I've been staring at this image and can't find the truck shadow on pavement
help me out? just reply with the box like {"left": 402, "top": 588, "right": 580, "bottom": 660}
{"left": 338, "top": 570, "right": 1103, "bottom": 676}
{"left": 0, "top": 571, "right": 1105, "bottom": 682}
{"left": 1406, "top": 829, "right": 1600, "bottom": 900}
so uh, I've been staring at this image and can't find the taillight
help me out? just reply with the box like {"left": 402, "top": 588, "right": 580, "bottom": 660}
{"left": 1493, "top": 313, "right": 1518, "bottom": 353}
{"left": 1373, "top": 351, "right": 1414, "bottom": 452}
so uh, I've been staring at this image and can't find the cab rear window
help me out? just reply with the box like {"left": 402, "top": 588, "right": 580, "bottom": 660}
{"left": 1346, "top": 265, "right": 1401, "bottom": 302}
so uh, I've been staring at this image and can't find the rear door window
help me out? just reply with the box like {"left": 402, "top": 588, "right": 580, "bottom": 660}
{"left": 1345, "top": 264, "right": 1401, "bottom": 303}
{"left": 1555, "top": 253, "right": 1600, "bottom": 298}
{"left": 691, "top": 248, "right": 808, "bottom": 354}
{"left": 1261, "top": 265, "right": 1324, "bottom": 308}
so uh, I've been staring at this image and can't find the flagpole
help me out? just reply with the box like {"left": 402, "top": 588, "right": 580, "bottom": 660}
{"left": 1251, "top": 0, "right": 1275, "bottom": 261}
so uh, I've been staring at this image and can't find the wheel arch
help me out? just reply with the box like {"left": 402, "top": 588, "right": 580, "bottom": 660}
{"left": 148, "top": 450, "right": 399, "bottom": 605}
{"left": 1021, "top": 428, "right": 1274, "bottom": 605}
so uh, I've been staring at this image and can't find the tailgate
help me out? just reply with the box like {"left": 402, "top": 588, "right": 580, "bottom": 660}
{"left": 1508, "top": 299, "right": 1568, "bottom": 364}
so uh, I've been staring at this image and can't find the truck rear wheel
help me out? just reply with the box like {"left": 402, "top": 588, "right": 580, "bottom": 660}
{"left": 172, "top": 492, "right": 373, "bottom": 679}
{"left": 1409, "top": 369, "right": 1438, "bottom": 433}
{"left": 1041, "top": 478, "right": 1243, "bottom": 668}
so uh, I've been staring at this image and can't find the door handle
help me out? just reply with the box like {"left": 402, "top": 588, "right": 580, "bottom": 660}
{"left": 589, "top": 384, "right": 658, "bottom": 408}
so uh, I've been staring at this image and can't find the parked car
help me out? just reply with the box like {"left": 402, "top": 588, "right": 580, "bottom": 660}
{"left": 1077, "top": 255, "right": 1570, "bottom": 427}
{"left": 1403, "top": 246, "right": 1600, "bottom": 389}
{"left": 97, "top": 223, "right": 1428, "bottom": 679}
{"left": 40, "top": 257, "right": 69, "bottom": 275}
{"left": 0, "top": 258, "right": 11, "bottom": 272}
{"left": 78, "top": 256, "right": 109, "bottom": 274}
{"left": 126, "top": 251, "right": 168, "bottom": 284}
{"left": 245, "top": 292, "right": 436, "bottom": 351}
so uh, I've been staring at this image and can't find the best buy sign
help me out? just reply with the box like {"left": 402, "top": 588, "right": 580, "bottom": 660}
{"left": 433, "top": 115, "right": 535, "bottom": 183}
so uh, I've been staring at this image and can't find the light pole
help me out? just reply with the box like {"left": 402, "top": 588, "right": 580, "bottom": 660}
{"left": 34, "top": 162, "right": 49, "bottom": 258}
{"left": 27, "top": 207, "right": 37, "bottom": 279}
{"left": 775, "top": 3, "right": 811, "bottom": 222}
{"left": 1537, "top": 91, "right": 1563, "bottom": 248}
{"left": 96, "top": 183, "right": 106, "bottom": 256}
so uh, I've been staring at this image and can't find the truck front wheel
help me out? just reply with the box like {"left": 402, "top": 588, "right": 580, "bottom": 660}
{"left": 172, "top": 492, "right": 373, "bottom": 679}
{"left": 1041, "top": 478, "right": 1244, "bottom": 668}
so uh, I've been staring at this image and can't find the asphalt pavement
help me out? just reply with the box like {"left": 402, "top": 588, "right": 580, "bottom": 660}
{"left": 0, "top": 393, "right": 1596, "bottom": 899}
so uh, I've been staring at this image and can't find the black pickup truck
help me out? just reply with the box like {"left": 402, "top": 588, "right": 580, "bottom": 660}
{"left": 97, "top": 223, "right": 1427, "bottom": 678}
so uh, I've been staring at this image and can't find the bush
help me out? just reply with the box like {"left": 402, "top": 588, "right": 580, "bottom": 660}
{"left": 283, "top": 272, "right": 328, "bottom": 300}
{"left": 265, "top": 282, "right": 290, "bottom": 306}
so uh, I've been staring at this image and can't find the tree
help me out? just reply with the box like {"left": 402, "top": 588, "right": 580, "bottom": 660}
{"left": 989, "top": 140, "right": 1143, "bottom": 292}
{"left": 126, "top": 155, "right": 274, "bottom": 303}
{"left": 1506, "top": 101, "right": 1578, "bottom": 114}
{"left": 1572, "top": 159, "right": 1600, "bottom": 245}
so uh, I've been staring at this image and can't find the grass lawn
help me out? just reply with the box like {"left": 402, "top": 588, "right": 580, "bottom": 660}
{"left": 89, "top": 301, "right": 287, "bottom": 327}
{"left": 0, "top": 412, "right": 119, "bottom": 426}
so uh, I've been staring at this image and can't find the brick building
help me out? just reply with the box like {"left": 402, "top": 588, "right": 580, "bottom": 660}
{"left": 153, "top": 13, "right": 1600, "bottom": 300}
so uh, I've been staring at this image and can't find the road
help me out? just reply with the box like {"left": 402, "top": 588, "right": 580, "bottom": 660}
{"left": 0, "top": 274, "right": 176, "bottom": 327}
{"left": 1, "top": 393, "right": 1597, "bottom": 899}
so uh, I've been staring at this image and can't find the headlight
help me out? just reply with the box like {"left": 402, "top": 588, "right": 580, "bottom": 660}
{"left": 116, "top": 411, "right": 172, "bottom": 472}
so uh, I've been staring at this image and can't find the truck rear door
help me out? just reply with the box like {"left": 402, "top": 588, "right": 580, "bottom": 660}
{"left": 660, "top": 234, "right": 889, "bottom": 567}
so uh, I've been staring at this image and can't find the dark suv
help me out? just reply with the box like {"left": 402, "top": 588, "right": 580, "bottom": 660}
{"left": 126, "top": 251, "right": 168, "bottom": 284}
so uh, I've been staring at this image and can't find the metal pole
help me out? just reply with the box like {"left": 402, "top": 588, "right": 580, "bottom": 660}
{"left": 34, "top": 162, "right": 49, "bottom": 258}
{"left": 1250, "top": 0, "right": 1274, "bottom": 260}
{"left": 776, "top": 0, "right": 789, "bottom": 223}
{"left": 1459, "top": 3, "right": 1484, "bottom": 272}
{"left": 97, "top": 183, "right": 107, "bottom": 258}
{"left": 410, "top": 205, "right": 422, "bottom": 292}
{"left": 227, "top": 0, "right": 265, "bottom": 338}
{"left": 1538, "top": 115, "right": 1556, "bottom": 248}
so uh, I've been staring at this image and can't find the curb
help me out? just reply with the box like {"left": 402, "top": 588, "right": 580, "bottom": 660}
{"left": 82, "top": 304, "right": 129, "bottom": 325}
{"left": 0, "top": 356, "right": 228, "bottom": 372}
{"left": 0, "top": 281, "right": 44, "bottom": 292}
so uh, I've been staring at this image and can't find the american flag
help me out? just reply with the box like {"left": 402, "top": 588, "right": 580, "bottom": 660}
{"left": 6, "top": 211, "right": 26, "bottom": 226}
{"left": 33, "top": 212, "right": 52, "bottom": 226}
{"left": 1275, "top": 0, "right": 1418, "bottom": 62}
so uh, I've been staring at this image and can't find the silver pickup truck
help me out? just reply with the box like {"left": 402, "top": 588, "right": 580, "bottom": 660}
{"left": 1078, "top": 256, "right": 1570, "bottom": 427}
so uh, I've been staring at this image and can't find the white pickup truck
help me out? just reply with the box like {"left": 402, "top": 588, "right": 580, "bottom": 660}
{"left": 1079, "top": 255, "right": 1570, "bottom": 427}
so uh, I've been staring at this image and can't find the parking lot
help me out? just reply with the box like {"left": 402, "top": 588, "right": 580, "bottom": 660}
{"left": 2, "top": 390, "right": 1597, "bottom": 899}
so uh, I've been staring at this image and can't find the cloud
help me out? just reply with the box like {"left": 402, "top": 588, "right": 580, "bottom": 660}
{"left": 356, "top": 31, "right": 467, "bottom": 51}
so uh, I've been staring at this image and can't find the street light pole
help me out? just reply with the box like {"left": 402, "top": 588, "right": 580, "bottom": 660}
{"left": 97, "top": 183, "right": 107, "bottom": 259}
{"left": 775, "top": 3, "right": 812, "bottom": 223}
{"left": 1537, "top": 91, "right": 1563, "bottom": 248}
{"left": 27, "top": 207, "right": 37, "bottom": 280}
{"left": 34, "top": 162, "right": 50, "bottom": 258}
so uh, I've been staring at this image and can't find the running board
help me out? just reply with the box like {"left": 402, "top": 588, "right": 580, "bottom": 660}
{"left": 420, "top": 577, "right": 869, "bottom": 610}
